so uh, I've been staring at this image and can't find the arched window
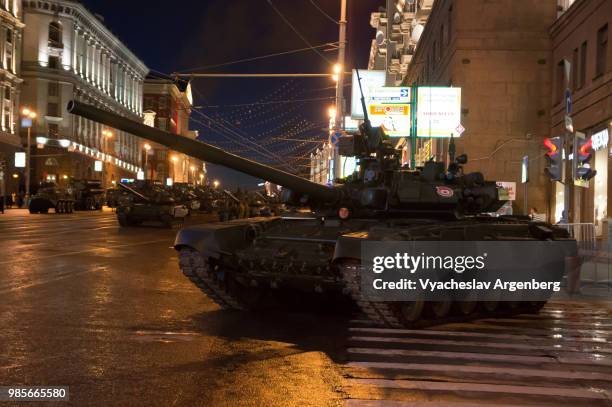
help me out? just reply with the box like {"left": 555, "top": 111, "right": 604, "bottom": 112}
{"left": 49, "top": 21, "right": 62, "bottom": 48}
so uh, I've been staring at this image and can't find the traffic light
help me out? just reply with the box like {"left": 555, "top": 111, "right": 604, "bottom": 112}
{"left": 574, "top": 134, "right": 597, "bottom": 185}
{"left": 544, "top": 137, "right": 562, "bottom": 181}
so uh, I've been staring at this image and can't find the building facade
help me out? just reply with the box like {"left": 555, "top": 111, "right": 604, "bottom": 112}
{"left": 402, "top": 0, "right": 559, "bottom": 217}
{"left": 368, "top": 0, "right": 434, "bottom": 85}
{"left": 550, "top": 0, "right": 611, "bottom": 233}
{"left": 20, "top": 0, "right": 148, "bottom": 189}
{"left": 0, "top": 0, "right": 23, "bottom": 199}
{"left": 143, "top": 75, "right": 205, "bottom": 185}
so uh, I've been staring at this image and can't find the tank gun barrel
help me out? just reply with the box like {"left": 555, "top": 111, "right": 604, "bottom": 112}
{"left": 67, "top": 101, "right": 340, "bottom": 203}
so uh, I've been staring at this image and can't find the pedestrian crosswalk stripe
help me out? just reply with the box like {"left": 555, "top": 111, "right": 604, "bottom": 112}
{"left": 348, "top": 378, "right": 611, "bottom": 399}
{"left": 347, "top": 361, "right": 612, "bottom": 382}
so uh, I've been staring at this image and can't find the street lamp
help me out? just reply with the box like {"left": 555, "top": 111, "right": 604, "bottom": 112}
{"left": 101, "top": 130, "right": 113, "bottom": 187}
{"left": 143, "top": 143, "right": 151, "bottom": 180}
{"left": 331, "top": 63, "right": 342, "bottom": 82}
{"left": 199, "top": 173, "right": 204, "bottom": 185}
{"left": 171, "top": 155, "right": 179, "bottom": 183}
{"left": 21, "top": 107, "right": 37, "bottom": 204}
{"left": 213, "top": 180, "right": 219, "bottom": 189}
{"left": 189, "top": 165, "right": 196, "bottom": 185}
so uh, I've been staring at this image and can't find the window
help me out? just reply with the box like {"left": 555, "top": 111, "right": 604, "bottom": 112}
{"left": 596, "top": 24, "right": 608, "bottom": 77}
{"left": 556, "top": 60, "right": 564, "bottom": 104}
{"left": 49, "top": 21, "right": 63, "bottom": 48}
{"left": 579, "top": 41, "right": 587, "bottom": 88}
{"left": 48, "top": 82, "right": 59, "bottom": 97}
{"left": 4, "top": 28, "right": 12, "bottom": 71}
{"left": 48, "top": 123, "right": 59, "bottom": 138}
{"left": 572, "top": 47, "right": 578, "bottom": 90}
{"left": 433, "top": 40, "right": 437, "bottom": 62}
{"left": 47, "top": 102, "right": 59, "bottom": 117}
{"left": 447, "top": 6, "right": 452, "bottom": 45}
{"left": 3, "top": 87, "right": 10, "bottom": 132}
{"left": 48, "top": 56, "right": 59, "bottom": 69}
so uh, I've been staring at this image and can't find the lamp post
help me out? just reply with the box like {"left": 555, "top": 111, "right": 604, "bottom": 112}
{"left": 213, "top": 180, "right": 219, "bottom": 189}
{"left": 21, "top": 107, "right": 37, "bottom": 205}
{"left": 171, "top": 155, "right": 178, "bottom": 183}
{"left": 189, "top": 165, "right": 196, "bottom": 185}
{"left": 102, "top": 129, "right": 113, "bottom": 188}
{"left": 143, "top": 143, "right": 151, "bottom": 180}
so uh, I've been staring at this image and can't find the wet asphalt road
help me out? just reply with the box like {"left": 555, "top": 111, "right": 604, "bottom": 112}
{"left": 0, "top": 210, "right": 346, "bottom": 406}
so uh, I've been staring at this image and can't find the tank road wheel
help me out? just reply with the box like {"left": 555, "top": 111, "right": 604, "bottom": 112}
{"left": 425, "top": 300, "right": 452, "bottom": 319}
{"left": 226, "top": 276, "right": 266, "bottom": 310}
{"left": 397, "top": 300, "right": 425, "bottom": 324}
{"left": 524, "top": 301, "right": 547, "bottom": 314}
{"left": 452, "top": 290, "right": 478, "bottom": 316}
{"left": 178, "top": 248, "right": 243, "bottom": 310}
{"left": 480, "top": 300, "right": 499, "bottom": 313}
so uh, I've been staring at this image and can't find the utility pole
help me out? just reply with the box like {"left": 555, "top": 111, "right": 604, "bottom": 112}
{"left": 562, "top": 59, "right": 573, "bottom": 224}
{"left": 333, "top": 0, "right": 347, "bottom": 180}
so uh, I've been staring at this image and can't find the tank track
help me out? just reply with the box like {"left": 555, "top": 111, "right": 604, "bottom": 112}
{"left": 178, "top": 248, "right": 243, "bottom": 310}
{"left": 340, "top": 263, "right": 546, "bottom": 328}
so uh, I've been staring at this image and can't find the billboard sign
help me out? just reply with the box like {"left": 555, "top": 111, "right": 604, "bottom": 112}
{"left": 496, "top": 181, "right": 516, "bottom": 201}
{"left": 351, "top": 70, "right": 385, "bottom": 119}
{"left": 14, "top": 152, "right": 25, "bottom": 168}
{"left": 367, "top": 87, "right": 412, "bottom": 138}
{"left": 416, "top": 87, "right": 462, "bottom": 138}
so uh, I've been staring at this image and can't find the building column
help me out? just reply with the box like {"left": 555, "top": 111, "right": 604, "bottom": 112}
{"left": 85, "top": 37, "right": 91, "bottom": 81}
{"left": 72, "top": 25, "right": 79, "bottom": 73}
{"left": 0, "top": 84, "right": 5, "bottom": 131}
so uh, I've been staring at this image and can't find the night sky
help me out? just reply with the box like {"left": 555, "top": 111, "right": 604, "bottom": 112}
{"left": 79, "top": 0, "right": 384, "bottom": 188}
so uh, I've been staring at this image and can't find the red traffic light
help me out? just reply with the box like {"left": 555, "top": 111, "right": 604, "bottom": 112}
{"left": 544, "top": 138, "right": 559, "bottom": 156}
{"left": 579, "top": 138, "right": 593, "bottom": 157}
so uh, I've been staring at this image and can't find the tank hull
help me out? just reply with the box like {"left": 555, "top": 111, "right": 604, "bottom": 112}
{"left": 175, "top": 216, "right": 578, "bottom": 327}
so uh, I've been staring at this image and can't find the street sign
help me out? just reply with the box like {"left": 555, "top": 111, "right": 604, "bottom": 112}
{"left": 455, "top": 124, "right": 465, "bottom": 136}
{"left": 330, "top": 131, "right": 342, "bottom": 145}
{"left": 565, "top": 88, "right": 572, "bottom": 115}
{"left": 521, "top": 155, "right": 529, "bottom": 184}
{"left": 591, "top": 128, "right": 609, "bottom": 151}
{"left": 368, "top": 87, "right": 411, "bottom": 103}
{"left": 21, "top": 118, "right": 32, "bottom": 128}
{"left": 496, "top": 181, "right": 516, "bottom": 200}
{"left": 366, "top": 87, "right": 412, "bottom": 138}
{"left": 564, "top": 115, "right": 573, "bottom": 132}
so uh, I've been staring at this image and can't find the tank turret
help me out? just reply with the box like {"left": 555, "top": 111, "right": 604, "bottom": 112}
{"left": 68, "top": 93, "right": 504, "bottom": 219}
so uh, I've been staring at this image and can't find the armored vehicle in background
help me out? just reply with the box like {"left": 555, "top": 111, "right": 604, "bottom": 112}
{"left": 68, "top": 77, "right": 578, "bottom": 328}
{"left": 171, "top": 183, "right": 201, "bottom": 213}
{"left": 69, "top": 179, "right": 105, "bottom": 210}
{"left": 114, "top": 182, "right": 188, "bottom": 227}
{"left": 29, "top": 183, "right": 75, "bottom": 214}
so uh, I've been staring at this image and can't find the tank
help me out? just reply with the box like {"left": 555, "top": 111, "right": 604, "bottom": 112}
{"left": 114, "top": 181, "right": 189, "bottom": 227}
{"left": 29, "top": 183, "right": 75, "bottom": 214}
{"left": 69, "top": 179, "right": 105, "bottom": 210}
{"left": 67, "top": 84, "right": 578, "bottom": 327}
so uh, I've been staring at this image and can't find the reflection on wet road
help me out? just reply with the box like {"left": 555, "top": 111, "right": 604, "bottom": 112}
{"left": 0, "top": 210, "right": 346, "bottom": 406}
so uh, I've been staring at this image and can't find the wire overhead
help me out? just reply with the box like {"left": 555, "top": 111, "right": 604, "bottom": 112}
{"left": 266, "top": 0, "right": 331, "bottom": 63}
{"left": 173, "top": 43, "right": 337, "bottom": 73}
{"left": 308, "top": 0, "right": 339, "bottom": 25}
